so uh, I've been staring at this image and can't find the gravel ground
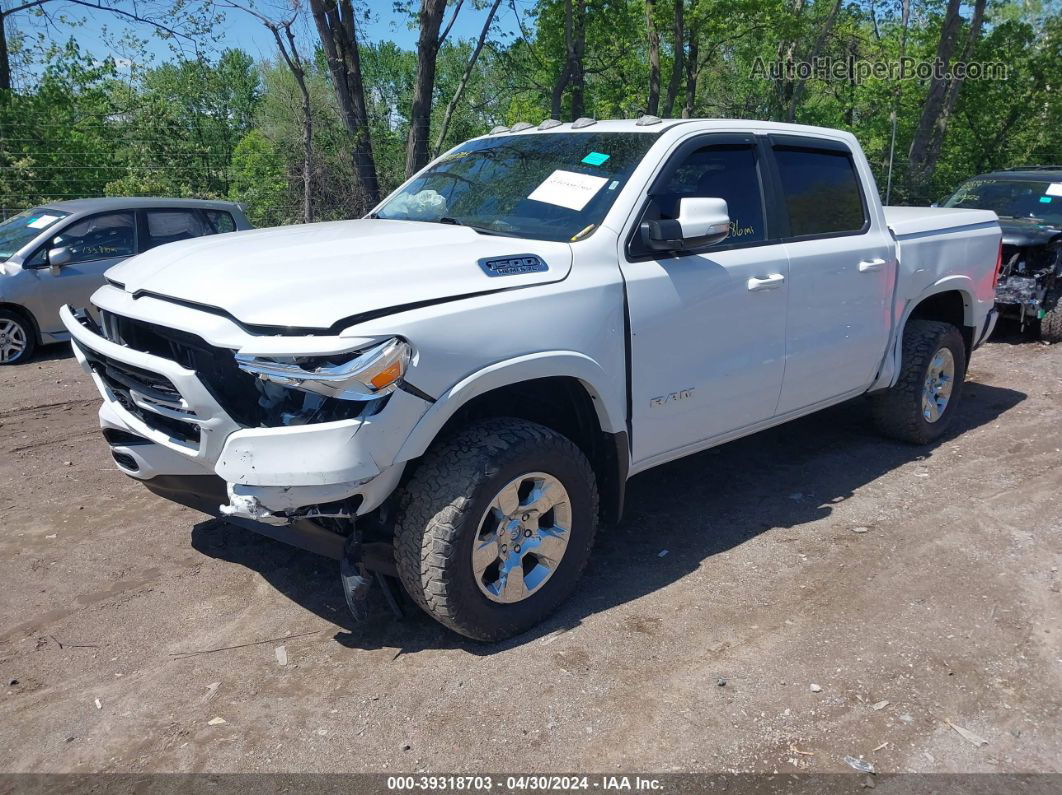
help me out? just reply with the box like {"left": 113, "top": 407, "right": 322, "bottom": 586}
{"left": 0, "top": 327, "right": 1059, "bottom": 775}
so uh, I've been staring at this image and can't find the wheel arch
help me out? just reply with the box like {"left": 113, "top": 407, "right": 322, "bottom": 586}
{"left": 871, "top": 281, "right": 978, "bottom": 391}
{"left": 396, "top": 353, "right": 629, "bottom": 524}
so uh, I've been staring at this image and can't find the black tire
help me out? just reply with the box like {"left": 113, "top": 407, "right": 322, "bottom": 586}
{"left": 871, "top": 319, "right": 967, "bottom": 445}
{"left": 393, "top": 417, "right": 599, "bottom": 641}
{"left": 0, "top": 308, "right": 36, "bottom": 366}
{"left": 1040, "top": 299, "right": 1062, "bottom": 344}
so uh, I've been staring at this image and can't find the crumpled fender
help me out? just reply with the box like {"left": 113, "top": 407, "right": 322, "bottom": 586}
{"left": 394, "top": 350, "right": 626, "bottom": 463}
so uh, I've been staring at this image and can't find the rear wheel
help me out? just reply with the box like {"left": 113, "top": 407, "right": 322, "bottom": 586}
{"left": 393, "top": 417, "right": 599, "bottom": 641}
{"left": 0, "top": 309, "right": 35, "bottom": 366}
{"left": 871, "top": 319, "right": 967, "bottom": 444}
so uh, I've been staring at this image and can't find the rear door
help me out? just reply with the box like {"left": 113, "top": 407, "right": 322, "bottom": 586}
{"left": 620, "top": 134, "right": 790, "bottom": 468}
{"left": 138, "top": 208, "right": 217, "bottom": 251}
{"left": 769, "top": 136, "right": 895, "bottom": 414}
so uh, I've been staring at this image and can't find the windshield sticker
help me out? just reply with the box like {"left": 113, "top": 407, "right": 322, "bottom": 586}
{"left": 1046, "top": 183, "right": 1062, "bottom": 197}
{"left": 27, "top": 214, "right": 59, "bottom": 229}
{"left": 581, "top": 152, "right": 610, "bottom": 166}
{"left": 1040, "top": 196, "right": 1053, "bottom": 203}
{"left": 528, "top": 170, "right": 609, "bottom": 211}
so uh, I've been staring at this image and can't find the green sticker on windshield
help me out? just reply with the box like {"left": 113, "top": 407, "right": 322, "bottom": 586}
{"left": 581, "top": 152, "right": 610, "bottom": 166}
{"left": 1041, "top": 196, "right": 1053, "bottom": 203}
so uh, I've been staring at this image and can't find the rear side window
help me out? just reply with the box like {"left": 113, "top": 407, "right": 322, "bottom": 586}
{"left": 205, "top": 210, "right": 237, "bottom": 233}
{"left": 142, "top": 210, "right": 214, "bottom": 251}
{"left": 774, "top": 146, "right": 866, "bottom": 237}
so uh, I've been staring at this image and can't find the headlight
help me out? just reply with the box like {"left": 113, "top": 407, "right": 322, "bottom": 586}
{"left": 235, "top": 337, "right": 411, "bottom": 401}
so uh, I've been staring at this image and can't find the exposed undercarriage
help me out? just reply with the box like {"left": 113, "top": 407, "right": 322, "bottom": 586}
{"left": 996, "top": 235, "right": 1062, "bottom": 331}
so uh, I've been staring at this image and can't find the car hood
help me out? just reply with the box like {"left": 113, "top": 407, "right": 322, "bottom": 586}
{"left": 106, "top": 219, "right": 573, "bottom": 330}
{"left": 998, "top": 218, "right": 1062, "bottom": 248}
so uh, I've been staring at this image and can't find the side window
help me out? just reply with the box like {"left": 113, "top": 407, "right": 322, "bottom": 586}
{"left": 773, "top": 146, "right": 866, "bottom": 237}
{"left": 47, "top": 212, "right": 135, "bottom": 264}
{"left": 142, "top": 210, "right": 214, "bottom": 252}
{"left": 205, "top": 210, "right": 237, "bottom": 233}
{"left": 632, "top": 143, "right": 767, "bottom": 257}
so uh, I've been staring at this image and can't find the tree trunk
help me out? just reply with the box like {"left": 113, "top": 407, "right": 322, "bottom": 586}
{"left": 786, "top": 0, "right": 842, "bottom": 122}
{"left": 284, "top": 60, "right": 314, "bottom": 225}
{"left": 309, "top": 0, "right": 380, "bottom": 212}
{"left": 884, "top": 0, "right": 911, "bottom": 204}
{"left": 774, "top": 0, "right": 805, "bottom": 121}
{"left": 917, "top": 0, "right": 986, "bottom": 187}
{"left": 662, "top": 0, "right": 683, "bottom": 117}
{"left": 683, "top": 18, "right": 698, "bottom": 118}
{"left": 405, "top": 0, "right": 448, "bottom": 177}
{"left": 906, "top": 0, "right": 964, "bottom": 199}
{"left": 0, "top": 12, "right": 10, "bottom": 94}
{"left": 645, "top": 0, "right": 660, "bottom": 115}
{"left": 568, "top": 0, "right": 586, "bottom": 119}
{"left": 549, "top": 0, "right": 573, "bottom": 119}
{"left": 433, "top": 0, "right": 502, "bottom": 157}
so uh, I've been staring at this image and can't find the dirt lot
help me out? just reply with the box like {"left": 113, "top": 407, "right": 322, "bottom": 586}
{"left": 0, "top": 328, "right": 1060, "bottom": 775}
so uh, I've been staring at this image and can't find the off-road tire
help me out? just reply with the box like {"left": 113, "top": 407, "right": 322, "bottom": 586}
{"left": 871, "top": 319, "right": 967, "bottom": 444}
{"left": 0, "top": 309, "right": 36, "bottom": 366}
{"left": 1040, "top": 297, "right": 1062, "bottom": 344}
{"left": 393, "top": 418, "right": 599, "bottom": 641}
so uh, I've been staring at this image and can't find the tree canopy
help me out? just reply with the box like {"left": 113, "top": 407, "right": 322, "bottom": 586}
{"left": 1, "top": 0, "right": 1059, "bottom": 223}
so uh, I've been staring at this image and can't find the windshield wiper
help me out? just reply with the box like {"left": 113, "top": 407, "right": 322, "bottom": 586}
{"left": 434, "top": 217, "right": 508, "bottom": 237}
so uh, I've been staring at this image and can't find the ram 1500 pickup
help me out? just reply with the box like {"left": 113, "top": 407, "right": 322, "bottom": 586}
{"left": 62, "top": 118, "right": 1002, "bottom": 640}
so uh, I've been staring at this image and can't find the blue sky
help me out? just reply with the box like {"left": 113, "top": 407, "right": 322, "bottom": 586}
{"left": 10, "top": 1, "right": 527, "bottom": 81}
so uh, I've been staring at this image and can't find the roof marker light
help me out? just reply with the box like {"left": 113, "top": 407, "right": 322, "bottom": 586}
{"left": 571, "top": 117, "right": 597, "bottom": 129}
{"left": 539, "top": 118, "right": 562, "bottom": 130}
{"left": 489, "top": 125, "right": 510, "bottom": 134}
{"left": 635, "top": 114, "right": 663, "bottom": 126}
{"left": 509, "top": 122, "right": 534, "bottom": 132}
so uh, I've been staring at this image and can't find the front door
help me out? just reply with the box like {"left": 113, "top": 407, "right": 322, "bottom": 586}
{"left": 24, "top": 211, "right": 136, "bottom": 335}
{"left": 620, "top": 135, "right": 790, "bottom": 468}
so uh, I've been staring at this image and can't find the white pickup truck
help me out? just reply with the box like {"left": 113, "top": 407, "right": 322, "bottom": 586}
{"left": 62, "top": 118, "right": 1001, "bottom": 640}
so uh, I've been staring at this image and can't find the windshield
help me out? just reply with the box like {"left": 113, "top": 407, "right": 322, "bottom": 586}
{"left": 0, "top": 208, "right": 70, "bottom": 261}
{"left": 375, "top": 132, "right": 661, "bottom": 242}
{"left": 944, "top": 178, "right": 1062, "bottom": 225}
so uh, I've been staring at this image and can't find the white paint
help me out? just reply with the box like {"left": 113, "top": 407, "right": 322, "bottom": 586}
{"left": 1045, "top": 182, "right": 1062, "bottom": 197}
{"left": 527, "top": 170, "right": 608, "bottom": 211}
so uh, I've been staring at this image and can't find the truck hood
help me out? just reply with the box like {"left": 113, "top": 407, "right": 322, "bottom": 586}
{"left": 998, "top": 218, "right": 1062, "bottom": 248}
{"left": 106, "top": 219, "right": 573, "bottom": 330}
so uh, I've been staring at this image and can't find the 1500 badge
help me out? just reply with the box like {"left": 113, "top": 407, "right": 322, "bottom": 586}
{"left": 650, "top": 388, "right": 694, "bottom": 408}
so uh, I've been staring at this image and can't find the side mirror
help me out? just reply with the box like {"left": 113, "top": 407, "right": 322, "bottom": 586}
{"left": 47, "top": 247, "right": 72, "bottom": 275}
{"left": 641, "top": 197, "right": 730, "bottom": 252}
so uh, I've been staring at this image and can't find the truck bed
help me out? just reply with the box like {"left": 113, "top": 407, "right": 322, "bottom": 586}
{"left": 884, "top": 205, "right": 999, "bottom": 237}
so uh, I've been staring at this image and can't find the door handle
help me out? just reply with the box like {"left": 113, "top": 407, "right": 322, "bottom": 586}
{"left": 858, "top": 258, "right": 887, "bottom": 272}
{"left": 747, "top": 273, "right": 785, "bottom": 291}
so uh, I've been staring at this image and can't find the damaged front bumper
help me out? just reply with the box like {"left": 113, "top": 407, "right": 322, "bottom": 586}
{"left": 62, "top": 304, "right": 424, "bottom": 534}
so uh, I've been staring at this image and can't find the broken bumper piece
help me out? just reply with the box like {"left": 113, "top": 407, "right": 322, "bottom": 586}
{"left": 63, "top": 304, "right": 412, "bottom": 530}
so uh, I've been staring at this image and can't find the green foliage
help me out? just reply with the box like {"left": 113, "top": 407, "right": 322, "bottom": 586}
{"left": 2, "top": 0, "right": 1060, "bottom": 223}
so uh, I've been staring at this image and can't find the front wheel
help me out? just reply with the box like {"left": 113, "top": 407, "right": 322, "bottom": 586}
{"left": 871, "top": 319, "right": 967, "bottom": 444}
{"left": 0, "top": 309, "right": 36, "bottom": 365}
{"left": 393, "top": 418, "right": 599, "bottom": 641}
{"left": 1040, "top": 294, "right": 1062, "bottom": 344}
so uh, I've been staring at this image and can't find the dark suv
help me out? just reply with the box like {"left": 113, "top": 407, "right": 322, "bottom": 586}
{"left": 943, "top": 167, "right": 1062, "bottom": 341}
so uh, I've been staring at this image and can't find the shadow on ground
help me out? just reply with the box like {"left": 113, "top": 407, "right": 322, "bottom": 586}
{"left": 191, "top": 380, "right": 1025, "bottom": 655}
